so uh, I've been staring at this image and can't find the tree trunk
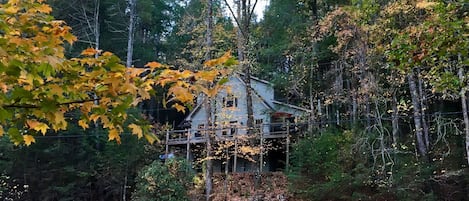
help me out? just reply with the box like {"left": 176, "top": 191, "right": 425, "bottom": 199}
{"left": 126, "top": 0, "right": 136, "bottom": 67}
{"left": 204, "top": 0, "right": 213, "bottom": 61}
{"left": 237, "top": 0, "right": 254, "bottom": 131}
{"left": 309, "top": 72, "right": 315, "bottom": 132}
{"left": 417, "top": 68, "right": 430, "bottom": 149}
{"left": 391, "top": 91, "right": 399, "bottom": 145}
{"left": 94, "top": 0, "right": 100, "bottom": 58}
{"left": 458, "top": 67, "right": 469, "bottom": 165}
{"left": 204, "top": 98, "right": 213, "bottom": 201}
{"left": 205, "top": 1, "right": 214, "bottom": 200}
{"left": 352, "top": 90, "right": 358, "bottom": 125}
{"left": 407, "top": 70, "right": 427, "bottom": 158}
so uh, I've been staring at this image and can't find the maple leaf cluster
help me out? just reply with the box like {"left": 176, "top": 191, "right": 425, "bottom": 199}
{"left": 0, "top": 0, "right": 235, "bottom": 145}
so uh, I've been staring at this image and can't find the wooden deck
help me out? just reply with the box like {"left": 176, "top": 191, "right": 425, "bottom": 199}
{"left": 165, "top": 130, "right": 291, "bottom": 145}
{"left": 162, "top": 123, "right": 308, "bottom": 173}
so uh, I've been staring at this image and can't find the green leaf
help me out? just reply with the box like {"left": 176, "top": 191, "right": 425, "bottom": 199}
{"left": 7, "top": 127, "right": 22, "bottom": 145}
{"left": 38, "top": 63, "right": 54, "bottom": 77}
{"left": 11, "top": 87, "right": 32, "bottom": 100}
{"left": 0, "top": 107, "right": 12, "bottom": 122}
{"left": 5, "top": 65, "right": 21, "bottom": 77}
{"left": 223, "top": 57, "right": 239, "bottom": 66}
{"left": 40, "top": 99, "right": 58, "bottom": 112}
{"left": 217, "top": 77, "right": 229, "bottom": 85}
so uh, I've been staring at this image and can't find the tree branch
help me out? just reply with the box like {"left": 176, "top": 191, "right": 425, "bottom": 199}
{"left": 223, "top": 0, "right": 247, "bottom": 38}
{"left": 2, "top": 98, "right": 101, "bottom": 109}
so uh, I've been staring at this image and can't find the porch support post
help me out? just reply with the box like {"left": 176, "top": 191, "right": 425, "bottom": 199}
{"left": 233, "top": 131, "right": 238, "bottom": 172}
{"left": 286, "top": 122, "right": 290, "bottom": 172}
{"left": 165, "top": 129, "right": 169, "bottom": 156}
{"left": 260, "top": 123, "right": 264, "bottom": 172}
{"left": 186, "top": 129, "right": 191, "bottom": 161}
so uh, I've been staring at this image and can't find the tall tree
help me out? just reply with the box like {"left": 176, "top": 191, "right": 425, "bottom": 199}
{"left": 126, "top": 0, "right": 136, "bottom": 67}
{"left": 204, "top": 0, "right": 214, "bottom": 200}
{"left": 49, "top": 0, "right": 101, "bottom": 57}
{"left": 223, "top": 0, "right": 257, "bottom": 134}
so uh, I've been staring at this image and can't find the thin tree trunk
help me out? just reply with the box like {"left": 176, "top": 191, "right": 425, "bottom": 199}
{"left": 352, "top": 90, "right": 358, "bottom": 125}
{"left": 391, "top": 91, "right": 399, "bottom": 145}
{"left": 205, "top": 1, "right": 214, "bottom": 200}
{"left": 417, "top": 68, "right": 430, "bottom": 149}
{"left": 205, "top": 0, "right": 213, "bottom": 60}
{"left": 126, "top": 0, "right": 136, "bottom": 67}
{"left": 365, "top": 94, "right": 371, "bottom": 128}
{"left": 94, "top": 0, "right": 100, "bottom": 58}
{"left": 238, "top": 0, "right": 254, "bottom": 131}
{"left": 309, "top": 69, "right": 315, "bottom": 132}
{"left": 459, "top": 67, "right": 469, "bottom": 165}
{"left": 407, "top": 70, "right": 427, "bottom": 157}
{"left": 205, "top": 99, "right": 213, "bottom": 201}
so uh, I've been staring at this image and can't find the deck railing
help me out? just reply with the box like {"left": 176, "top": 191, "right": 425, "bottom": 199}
{"left": 164, "top": 122, "right": 307, "bottom": 145}
{"left": 162, "top": 122, "right": 308, "bottom": 172}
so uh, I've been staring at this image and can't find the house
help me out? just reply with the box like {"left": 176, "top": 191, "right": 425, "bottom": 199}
{"left": 165, "top": 73, "right": 310, "bottom": 172}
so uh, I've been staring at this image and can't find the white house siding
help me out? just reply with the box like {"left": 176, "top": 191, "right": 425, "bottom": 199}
{"left": 187, "top": 75, "right": 275, "bottom": 137}
{"left": 178, "top": 74, "right": 310, "bottom": 173}
{"left": 248, "top": 77, "right": 274, "bottom": 105}
{"left": 186, "top": 74, "right": 309, "bottom": 138}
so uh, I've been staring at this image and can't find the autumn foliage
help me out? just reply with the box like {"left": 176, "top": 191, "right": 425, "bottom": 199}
{"left": 0, "top": 0, "right": 234, "bottom": 145}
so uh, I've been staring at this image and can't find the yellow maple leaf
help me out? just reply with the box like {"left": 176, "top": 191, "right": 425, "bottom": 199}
{"left": 179, "top": 70, "right": 193, "bottom": 79}
{"left": 102, "top": 51, "right": 113, "bottom": 56}
{"left": 145, "top": 61, "right": 164, "bottom": 69}
{"left": 144, "top": 133, "right": 158, "bottom": 145}
{"left": 108, "top": 128, "right": 121, "bottom": 144}
{"left": 0, "top": 125, "right": 3, "bottom": 136}
{"left": 89, "top": 114, "right": 100, "bottom": 123}
{"left": 78, "top": 119, "right": 89, "bottom": 130}
{"left": 128, "top": 123, "right": 143, "bottom": 138}
{"left": 36, "top": 4, "right": 52, "bottom": 14}
{"left": 203, "top": 59, "right": 218, "bottom": 67}
{"left": 218, "top": 51, "right": 231, "bottom": 64}
{"left": 172, "top": 103, "right": 186, "bottom": 113}
{"left": 63, "top": 32, "right": 77, "bottom": 44}
{"left": 49, "top": 84, "right": 63, "bottom": 95}
{"left": 203, "top": 51, "right": 231, "bottom": 67}
{"left": 169, "top": 86, "right": 193, "bottom": 103}
{"left": 52, "top": 111, "right": 67, "bottom": 131}
{"left": 81, "top": 47, "right": 100, "bottom": 56}
{"left": 127, "top": 68, "right": 146, "bottom": 77}
{"left": 195, "top": 71, "right": 218, "bottom": 82}
{"left": 81, "top": 101, "right": 94, "bottom": 113}
{"left": 26, "top": 120, "right": 49, "bottom": 135}
{"left": 23, "top": 135, "right": 36, "bottom": 146}
{"left": 5, "top": 6, "right": 19, "bottom": 14}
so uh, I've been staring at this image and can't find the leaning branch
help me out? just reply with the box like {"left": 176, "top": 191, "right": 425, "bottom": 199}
{"left": 223, "top": 0, "right": 247, "bottom": 38}
{"left": 2, "top": 98, "right": 101, "bottom": 109}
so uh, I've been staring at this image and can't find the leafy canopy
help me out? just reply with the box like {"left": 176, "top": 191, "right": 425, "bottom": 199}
{"left": 0, "top": 0, "right": 234, "bottom": 145}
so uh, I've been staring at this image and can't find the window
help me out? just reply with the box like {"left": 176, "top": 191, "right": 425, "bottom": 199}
{"left": 195, "top": 124, "right": 204, "bottom": 137}
{"left": 230, "top": 121, "right": 238, "bottom": 135}
{"left": 223, "top": 94, "right": 238, "bottom": 108}
{"left": 221, "top": 122, "right": 229, "bottom": 136}
{"left": 255, "top": 119, "right": 263, "bottom": 125}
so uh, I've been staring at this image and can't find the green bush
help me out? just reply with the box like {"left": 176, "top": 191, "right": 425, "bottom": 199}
{"left": 132, "top": 159, "right": 194, "bottom": 201}
{"left": 288, "top": 129, "right": 369, "bottom": 200}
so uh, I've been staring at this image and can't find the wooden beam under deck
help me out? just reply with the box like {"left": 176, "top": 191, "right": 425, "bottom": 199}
{"left": 166, "top": 133, "right": 289, "bottom": 145}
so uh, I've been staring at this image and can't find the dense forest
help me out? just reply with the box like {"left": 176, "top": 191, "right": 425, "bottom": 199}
{"left": 0, "top": 0, "right": 468, "bottom": 200}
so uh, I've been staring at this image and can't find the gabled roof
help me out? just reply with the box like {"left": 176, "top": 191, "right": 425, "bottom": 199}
{"left": 233, "top": 73, "right": 274, "bottom": 111}
{"left": 236, "top": 72, "right": 273, "bottom": 86}
{"left": 272, "top": 100, "right": 311, "bottom": 113}
{"left": 184, "top": 73, "right": 310, "bottom": 121}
